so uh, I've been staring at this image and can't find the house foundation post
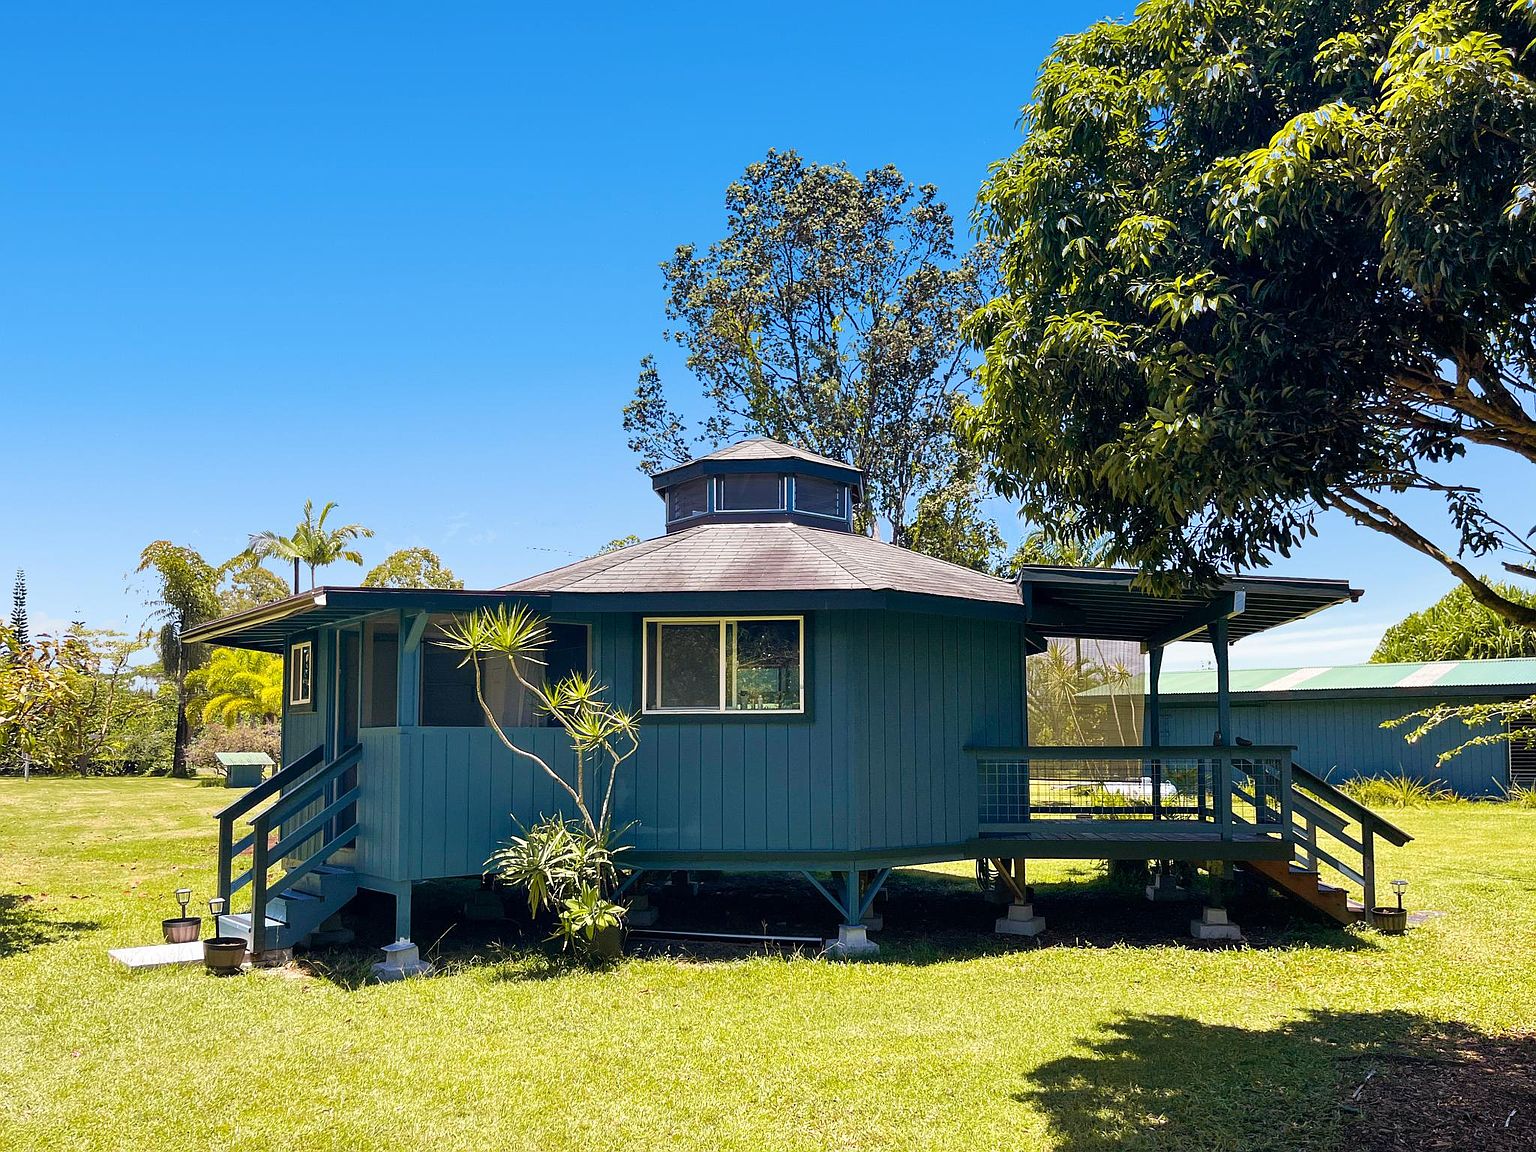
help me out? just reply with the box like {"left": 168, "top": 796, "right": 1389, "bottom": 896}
{"left": 995, "top": 858, "right": 1046, "bottom": 937}
{"left": 824, "top": 870, "right": 880, "bottom": 959}
{"left": 394, "top": 882, "right": 413, "bottom": 941}
{"left": 1191, "top": 863, "right": 1241, "bottom": 941}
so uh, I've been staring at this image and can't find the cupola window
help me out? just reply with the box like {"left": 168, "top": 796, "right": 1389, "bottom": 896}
{"left": 794, "top": 475, "right": 846, "bottom": 519}
{"left": 716, "top": 473, "right": 784, "bottom": 512}
{"left": 666, "top": 477, "right": 710, "bottom": 522}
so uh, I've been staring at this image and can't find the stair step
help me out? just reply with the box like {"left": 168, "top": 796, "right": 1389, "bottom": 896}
{"left": 1288, "top": 865, "right": 1320, "bottom": 877}
{"left": 278, "top": 889, "right": 319, "bottom": 902}
{"left": 1316, "top": 882, "right": 1346, "bottom": 895}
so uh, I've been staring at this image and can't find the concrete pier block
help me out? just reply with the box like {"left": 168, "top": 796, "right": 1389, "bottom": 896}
{"left": 372, "top": 938, "right": 435, "bottom": 981}
{"left": 825, "top": 923, "right": 880, "bottom": 959}
{"left": 1146, "top": 873, "right": 1189, "bottom": 903}
{"left": 1190, "top": 906, "right": 1243, "bottom": 941}
{"left": 995, "top": 902, "right": 1047, "bottom": 937}
{"left": 627, "top": 893, "right": 659, "bottom": 928}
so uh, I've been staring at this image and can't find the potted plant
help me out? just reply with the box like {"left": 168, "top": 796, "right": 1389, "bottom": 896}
{"left": 1371, "top": 878, "right": 1410, "bottom": 935}
{"left": 438, "top": 606, "right": 639, "bottom": 963}
{"left": 162, "top": 887, "right": 201, "bottom": 944}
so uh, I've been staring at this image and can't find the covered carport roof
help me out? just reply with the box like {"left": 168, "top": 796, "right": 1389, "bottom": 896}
{"left": 1016, "top": 566, "right": 1361, "bottom": 650}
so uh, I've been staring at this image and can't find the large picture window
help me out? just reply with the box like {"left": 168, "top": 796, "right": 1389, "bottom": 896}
{"left": 644, "top": 616, "right": 803, "bottom": 713}
{"left": 288, "top": 640, "right": 313, "bottom": 707}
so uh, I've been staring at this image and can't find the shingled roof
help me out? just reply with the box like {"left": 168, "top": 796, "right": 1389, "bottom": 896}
{"left": 691, "top": 438, "right": 856, "bottom": 471}
{"left": 500, "top": 522, "right": 1022, "bottom": 605}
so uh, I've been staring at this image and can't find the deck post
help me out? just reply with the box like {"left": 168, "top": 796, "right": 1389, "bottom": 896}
{"left": 1211, "top": 618, "right": 1233, "bottom": 839}
{"left": 395, "top": 882, "right": 413, "bottom": 941}
{"left": 1362, "top": 828, "right": 1377, "bottom": 912}
{"left": 1146, "top": 646, "right": 1164, "bottom": 820}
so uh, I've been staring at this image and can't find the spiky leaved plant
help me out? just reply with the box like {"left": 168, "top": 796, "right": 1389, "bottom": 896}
{"left": 435, "top": 605, "right": 640, "bottom": 958}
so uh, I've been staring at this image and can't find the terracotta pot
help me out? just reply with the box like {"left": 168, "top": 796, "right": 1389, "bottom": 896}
{"left": 162, "top": 916, "right": 202, "bottom": 944}
{"left": 203, "top": 937, "right": 248, "bottom": 974}
{"left": 1371, "top": 906, "right": 1408, "bottom": 935}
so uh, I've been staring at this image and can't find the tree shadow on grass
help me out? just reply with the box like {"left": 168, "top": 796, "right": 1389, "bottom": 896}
{"left": 0, "top": 893, "right": 99, "bottom": 958}
{"left": 1015, "top": 1010, "right": 1536, "bottom": 1152}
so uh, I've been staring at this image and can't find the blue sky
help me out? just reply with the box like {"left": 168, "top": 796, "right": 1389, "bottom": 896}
{"left": 1, "top": 3, "right": 1524, "bottom": 671}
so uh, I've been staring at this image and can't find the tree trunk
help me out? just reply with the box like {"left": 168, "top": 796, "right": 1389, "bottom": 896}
{"left": 292, "top": 557, "right": 300, "bottom": 595}
{"left": 170, "top": 689, "right": 191, "bottom": 778}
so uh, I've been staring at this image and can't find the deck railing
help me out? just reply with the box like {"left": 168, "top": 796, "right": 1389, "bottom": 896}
{"left": 215, "top": 742, "right": 362, "bottom": 954}
{"left": 1286, "top": 761, "right": 1413, "bottom": 910}
{"left": 968, "top": 745, "right": 1294, "bottom": 839}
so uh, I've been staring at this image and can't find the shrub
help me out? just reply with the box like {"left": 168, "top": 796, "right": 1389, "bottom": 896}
{"left": 1501, "top": 782, "right": 1536, "bottom": 809}
{"left": 186, "top": 720, "right": 280, "bottom": 777}
{"left": 1339, "top": 773, "right": 1458, "bottom": 808}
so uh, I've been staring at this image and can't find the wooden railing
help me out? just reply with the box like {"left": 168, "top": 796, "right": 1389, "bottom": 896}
{"left": 966, "top": 744, "right": 1294, "bottom": 840}
{"left": 1286, "top": 761, "right": 1412, "bottom": 911}
{"left": 215, "top": 743, "right": 362, "bottom": 954}
{"left": 965, "top": 743, "right": 1412, "bottom": 909}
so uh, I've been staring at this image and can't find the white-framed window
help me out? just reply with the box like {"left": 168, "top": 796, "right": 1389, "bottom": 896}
{"left": 715, "top": 473, "right": 785, "bottom": 512}
{"left": 644, "top": 616, "right": 804, "bottom": 713}
{"left": 794, "top": 475, "right": 846, "bottom": 519}
{"left": 289, "top": 640, "right": 314, "bottom": 707}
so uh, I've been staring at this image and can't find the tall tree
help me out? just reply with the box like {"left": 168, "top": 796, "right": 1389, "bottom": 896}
{"left": 137, "top": 541, "right": 221, "bottom": 778}
{"left": 187, "top": 647, "right": 285, "bottom": 726}
{"left": 8, "top": 569, "right": 29, "bottom": 653}
{"left": 217, "top": 554, "right": 292, "bottom": 613}
{"left": 1373, "top": 582, "right": 1536, "bottom": 662}
{"left": 966, "top": 0, "right": 1536, "bottom": 620}
{"left": 624, "top": 149, "right": 1001, "bottom": 562}
{"left": 362, "top": 547, "right": 463, "bottom": 589}
{"left": 248, "top": 500, "right": 374, "bottom": 591}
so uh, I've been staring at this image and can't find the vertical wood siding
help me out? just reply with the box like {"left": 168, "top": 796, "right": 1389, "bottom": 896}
{"left": 847, "top": 611, "right": 1025, "bottom": 850}
{"left": 318, "top": 607, "right": 1029, "bottom": 881}
{"left": 1160, "top": 696, "right": 1512, "bottom": 796}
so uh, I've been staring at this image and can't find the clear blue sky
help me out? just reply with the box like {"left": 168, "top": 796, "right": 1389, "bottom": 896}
{"left": 2, "top": 3, "right": 1524, "bottom": 670}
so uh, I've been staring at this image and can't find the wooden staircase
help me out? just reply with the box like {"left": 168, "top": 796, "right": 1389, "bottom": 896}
{"left": 215, "top": 743, "right": 363, "bottom": 957}
{"left": 1236, "top": 755, "right": 1412, "bottom": 925}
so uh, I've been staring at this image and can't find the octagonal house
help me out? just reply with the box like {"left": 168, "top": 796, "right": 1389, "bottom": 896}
{"left": 186, "top": 438, "right": 1409, "bottom": 956}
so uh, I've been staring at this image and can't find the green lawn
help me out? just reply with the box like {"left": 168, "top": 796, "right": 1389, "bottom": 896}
{"left": 1, "top": 778, "right": 1532, "bottom": 1151}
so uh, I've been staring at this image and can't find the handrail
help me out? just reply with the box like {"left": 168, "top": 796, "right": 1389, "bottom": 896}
{"left": 965, "top": 744, "right": 1297, "bottom": 760}
{"left": 217, "top": 744, "right": 324, "bottom": 906}
{"left": 1291, "top": 763, "right": 1413, "bottom": 847}
{"left": 216, "top": 745, "right": 325, "bottom": 823}
{"left": 218, "top": 742, "right": 363, "bottom": 954}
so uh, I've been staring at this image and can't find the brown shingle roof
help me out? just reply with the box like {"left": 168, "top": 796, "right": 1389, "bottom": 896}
{"left": 693, "top": 438, "right": 858, "bottom": 472}
{"left": 500, "top": 523, "right": 1022, "bottom": 605}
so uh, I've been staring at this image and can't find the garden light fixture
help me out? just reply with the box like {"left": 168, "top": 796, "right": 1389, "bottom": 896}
{"left": 1390, "top": 879, "right": 1408, "bottom": 910}
{"left": 175, "top": 887, "right": 192, "bottom": 919}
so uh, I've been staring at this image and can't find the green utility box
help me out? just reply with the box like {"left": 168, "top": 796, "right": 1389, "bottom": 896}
{"left": 215, "top": 751, "right": 274, "bottom": 788}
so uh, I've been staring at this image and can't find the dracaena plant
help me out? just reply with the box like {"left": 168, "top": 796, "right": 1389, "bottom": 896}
{"left": 435, "top": 606, "right": 640, "bottom": 957}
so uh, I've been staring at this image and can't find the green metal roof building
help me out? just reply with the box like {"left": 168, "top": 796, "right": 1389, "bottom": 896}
{"left": 1156, "top": 659, "right": 1536, "bottom": 796}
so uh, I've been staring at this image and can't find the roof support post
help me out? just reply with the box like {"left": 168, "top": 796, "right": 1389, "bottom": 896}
{"left": 1211, "top": 617, "right": 1233, "bottom": 839}
{"left": 397, "top": 611, "right": 428, "bottom": 727}
{"left": 1145, "top": 645, "right": 1164, "bottom": 819}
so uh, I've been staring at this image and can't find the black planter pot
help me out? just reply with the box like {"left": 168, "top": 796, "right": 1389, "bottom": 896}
{"left": 592, "top": 924, "right": 623, "bottom": 961}
{"left": 203, "top": 937, "right": 248, "bottom": 975}
{"left": 162, "top": 916, "right": 202, "bottom": 944}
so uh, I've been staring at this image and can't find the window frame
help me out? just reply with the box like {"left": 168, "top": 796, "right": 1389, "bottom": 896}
{"left": 714, "top": 473, "right": 786, "bottom": 513}
{"left": 666, "top": 476, "right": 712, "bottom": 524}
{"left": 288, "top": 639, "right": 314, "bottom": 708}
{"left": 642, "top": 615, "right": 806, "bottom": 715}
{"left": 792, "top": 474, "right": 847, "bottom": 520}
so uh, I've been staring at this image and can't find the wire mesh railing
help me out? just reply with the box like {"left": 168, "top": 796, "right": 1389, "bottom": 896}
{"left": 970, "top": 745, "right": 1293, "bottom": 837}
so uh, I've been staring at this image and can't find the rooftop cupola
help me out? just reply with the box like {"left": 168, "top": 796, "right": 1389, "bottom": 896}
{"left": 651, "top": 438, "right": 864, "bottom": 533}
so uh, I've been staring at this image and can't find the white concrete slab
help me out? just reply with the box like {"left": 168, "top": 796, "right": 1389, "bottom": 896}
{"left": 108, "top": 941, "right": 205, "bottom": 970}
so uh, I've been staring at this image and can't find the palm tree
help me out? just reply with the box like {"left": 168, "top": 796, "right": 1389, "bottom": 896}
{"left": 187, "top": 648, "right": 284, "bottom": 725}
{"left": 138, "top": 541, "right": 221, "bottom": 777}
{"left": 248, "top": 500, "right": 374, "bottom": 592}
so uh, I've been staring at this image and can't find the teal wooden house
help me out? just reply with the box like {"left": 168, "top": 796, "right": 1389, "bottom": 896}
{"left": 185, "top": 439, "right": 1409, "bottom": 956}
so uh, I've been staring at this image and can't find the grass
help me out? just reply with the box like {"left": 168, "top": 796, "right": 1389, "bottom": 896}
{"left": 1337, "top": 773, "right": 1461, "bottom": 808}
{"left": 2, "top": 779, "right": 1534, "bottom": 1151}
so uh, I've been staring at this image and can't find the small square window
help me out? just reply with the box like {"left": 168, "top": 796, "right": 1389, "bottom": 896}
{"left": 289, "top": 640, "right": 314, "bottom": 707}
